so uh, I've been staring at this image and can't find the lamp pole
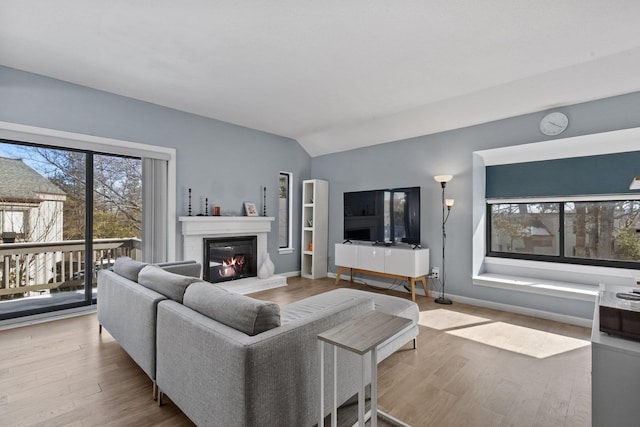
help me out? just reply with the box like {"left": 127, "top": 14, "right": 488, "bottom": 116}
{"left": 434, "top": 175, "right": 453, "bottom": 305}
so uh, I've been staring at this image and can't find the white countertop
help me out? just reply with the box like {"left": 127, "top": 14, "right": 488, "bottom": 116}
{"left": 591, "top": 284, "right": 640, "bottom": 356}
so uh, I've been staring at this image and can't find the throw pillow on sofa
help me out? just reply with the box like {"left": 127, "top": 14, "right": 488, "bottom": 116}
{"left": 183, "top": 281, "right": 280, "bottom": 336}
{"left": 138, "top": 265, "right": 201, "bottom": 303}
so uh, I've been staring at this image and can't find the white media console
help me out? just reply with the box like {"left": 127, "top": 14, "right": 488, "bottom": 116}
{"left": 334, "top": 243, "right": 430, "bottom": 301}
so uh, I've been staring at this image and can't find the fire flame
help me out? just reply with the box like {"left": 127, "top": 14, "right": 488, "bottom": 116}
{"left": 222, "top": 256, "right": 245, "bottom": 268}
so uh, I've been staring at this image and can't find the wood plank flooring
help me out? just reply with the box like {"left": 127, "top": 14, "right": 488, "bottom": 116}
{"left": 0, "top": 277, "right": 592, "bottom": 426}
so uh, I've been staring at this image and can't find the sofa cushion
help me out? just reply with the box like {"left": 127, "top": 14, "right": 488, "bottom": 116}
{"left": 113, "top": 256, "right": 148, "bottom": 282}
{"left": 138, "top": 265, "right": 201, "bottom": 303}
{"left": 183, "top": 281, "right": 280, "bottom": 336}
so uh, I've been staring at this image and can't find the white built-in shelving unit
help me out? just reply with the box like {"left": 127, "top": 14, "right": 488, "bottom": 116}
{"left": 301, "top": 179, "right": 329, "bottom": 279}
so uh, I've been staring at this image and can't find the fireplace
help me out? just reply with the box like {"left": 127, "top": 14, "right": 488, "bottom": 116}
{"left": 203, "top": 236, "right": 258, "bottom": 283}
{"left": 180, "top": 216, "right": 286, "bottom": 294}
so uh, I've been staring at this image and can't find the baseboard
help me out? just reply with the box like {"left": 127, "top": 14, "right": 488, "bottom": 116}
{"left": 281, "top": 270, "right": 301, "bottom": 278}
{"left": 0, "top": 305, "right": 97, "bottom": 331}
{"left": 446, "top": 293, "right": 592, "bottom": 327}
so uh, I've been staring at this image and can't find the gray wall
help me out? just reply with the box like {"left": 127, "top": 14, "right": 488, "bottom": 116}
{"left": 311, "top": 91, "right": 640, "bottom": 319}
{"left": 0, "top": 66, "right": 311, "bottom": 274}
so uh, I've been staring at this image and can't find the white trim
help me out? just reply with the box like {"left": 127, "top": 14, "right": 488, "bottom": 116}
{"left": 167, "top": 156, "right": 177, "bottom": 261}
{"left": 282, "top": 270, "right": 301, "bottom": 277}
{"left": 0, "top": 305, "right": 96, "bottom": 331}
{"left": 476, "top": 127, "right": 640, "bottom": 166}
{"left": 485, "top": 256, "right": 640, "bottom": 280}
{"left": 215, "top": 275, "right": 287, "bottom": 295}
{"left": 0, "top": 121, "right": 177, "bottom": 261}
{"left": 472, "top": 273, "right": 598, "bottom": 302}
{"left": 279, "top": 171, "right": 294, "bottom": 251}
{"left": 446, "top": 291, "right": 593, "bottom": 328}
{"left": 0, "top": 121, "right": 173, "bottom": 160}
{"left": 487, "top": 194, "right": 640, "bottom": 204}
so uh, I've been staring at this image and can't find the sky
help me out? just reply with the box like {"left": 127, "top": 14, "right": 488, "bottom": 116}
{"left": 0, "top": 141, "right": 55, "bottom": 176}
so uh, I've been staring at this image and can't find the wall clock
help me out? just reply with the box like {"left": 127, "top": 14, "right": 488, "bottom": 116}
{"left": 540, "top": 112, "right": 569, "bottom": 136}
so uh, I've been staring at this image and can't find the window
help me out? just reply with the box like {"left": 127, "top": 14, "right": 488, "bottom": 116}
{"left": 565, "top": 201, "right": 640, "bottom": 262}
{"left": 489, "top": 203, "right": 560, "bottom": 256}
{"left": 278, "top": 172, "right": 293, "bottom": 251}
{"left": 488, "top": 200, "right": 640, "bottom": 268}
{"left": 1, "top": 210, "right": 26, "bottom": 235}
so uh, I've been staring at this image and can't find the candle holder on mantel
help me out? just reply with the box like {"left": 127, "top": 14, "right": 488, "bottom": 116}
{"left": 263, "top": 186, "right": 267, "bottom": 217}
{"left": 196, "top": 197, "right": 206, "bottom": 216}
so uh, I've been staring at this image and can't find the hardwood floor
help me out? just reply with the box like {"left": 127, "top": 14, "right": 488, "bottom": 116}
{"left": 0, "top": 277, "right": 592, "bottom": 426}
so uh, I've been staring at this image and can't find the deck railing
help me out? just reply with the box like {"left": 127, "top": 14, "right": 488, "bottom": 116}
{"left": 0, "top": 238, "right": 141, "bottom": 298}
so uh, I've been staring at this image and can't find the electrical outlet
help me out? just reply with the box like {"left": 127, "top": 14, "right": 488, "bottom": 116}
{"left": 431, "top": 267, "right": 440, "bottom": 279}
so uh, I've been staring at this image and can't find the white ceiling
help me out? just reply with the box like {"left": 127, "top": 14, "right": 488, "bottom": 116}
{"left": 2, "top": 1, "right": 640, "bottom": 157}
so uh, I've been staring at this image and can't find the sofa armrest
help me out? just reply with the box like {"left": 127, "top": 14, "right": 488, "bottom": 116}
{"left": 156, "top": 260, "right": 202, "bottom": 278}
{"left": 97, "top": 270, "right": 166, "bottom": 380}
{"left": 156, "top": 296, "right": 375, "bottom": 427}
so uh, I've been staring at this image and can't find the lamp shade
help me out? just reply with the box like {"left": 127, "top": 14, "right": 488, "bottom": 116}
{"left": 434, "top": 175, "right": 453, "bottom": 183}
{"left": 445, "top": 199, "right": 455, "bottom": 208}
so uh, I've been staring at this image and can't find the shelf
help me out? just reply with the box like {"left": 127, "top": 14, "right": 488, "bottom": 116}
{"left": 301, "top": 179, "right": 329, "bottom": 279}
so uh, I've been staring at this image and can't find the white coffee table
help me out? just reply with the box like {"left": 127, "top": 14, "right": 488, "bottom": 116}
{"left": 317, "top": 310, "right": 412, "bottom": 427}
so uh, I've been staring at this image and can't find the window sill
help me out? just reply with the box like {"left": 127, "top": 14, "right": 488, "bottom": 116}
{"left": 472, "top": 273, "right": 598, "bottom": 302}
{"left": 278, "top": 248, "right": 294, "bottom": 255}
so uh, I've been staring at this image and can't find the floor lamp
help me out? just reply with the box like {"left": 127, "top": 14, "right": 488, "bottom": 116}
{"left": 434, "top": 175, "right": 454, "bottom": 305}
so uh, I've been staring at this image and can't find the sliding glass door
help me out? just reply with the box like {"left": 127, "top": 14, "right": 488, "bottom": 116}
{"left": 0, "top": 141, "right": 141, "bottom": 320}
{"left": 91, "top": 153, "right": 142, "bottom": 293}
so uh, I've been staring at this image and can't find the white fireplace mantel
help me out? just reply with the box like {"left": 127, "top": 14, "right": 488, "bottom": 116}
{"left": 179, "top": 216, "right": 274, "bottom": 237}
{"left": 178, "top": 216, "right": 286, "bottom": 294}
{"left": 179, "top": 216, "right": 274, "bottom": 262}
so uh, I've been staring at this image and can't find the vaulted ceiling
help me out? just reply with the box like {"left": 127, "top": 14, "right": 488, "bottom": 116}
{"left": 2, "top": 1, "right": 640, "bottom": 156}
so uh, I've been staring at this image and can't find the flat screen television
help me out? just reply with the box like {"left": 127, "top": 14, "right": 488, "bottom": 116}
{"left": 343, "top": 187, "right": 420, "bottom": 245}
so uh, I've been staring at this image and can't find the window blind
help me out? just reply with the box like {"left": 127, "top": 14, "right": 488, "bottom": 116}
{"left": 486, "top": 151, "right": 640, "bottom": 199}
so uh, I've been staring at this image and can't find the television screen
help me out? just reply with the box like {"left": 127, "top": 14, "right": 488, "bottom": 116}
{"left": 343, "top": 187, "right": 420, "bottom": 245}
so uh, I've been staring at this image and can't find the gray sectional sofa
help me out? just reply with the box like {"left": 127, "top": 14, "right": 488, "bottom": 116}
{"left": 97, "top": 258, "right": 203, "bottom": 398}
{"left": 97, "top": 257, "right": 419, "bottom": 427}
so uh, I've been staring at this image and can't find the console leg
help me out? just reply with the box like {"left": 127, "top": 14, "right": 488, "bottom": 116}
{"left": 419, "top": 276, "right": 429, "bottom": 298}
{"left": 409, "top": 278, "right": 416, "bottom": 301}
{"left": 153, "top": 381, "right": 158, "bottom": 400}
{"left": 98, "top": 324, "right": 102, "bottom": 334}
{"left": 158, "top": 390, "right": 164, "bottom": 406}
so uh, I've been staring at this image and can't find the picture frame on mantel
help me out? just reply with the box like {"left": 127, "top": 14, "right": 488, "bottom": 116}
{"left": 244, "top": 202, "right": 258, "bottom": 216}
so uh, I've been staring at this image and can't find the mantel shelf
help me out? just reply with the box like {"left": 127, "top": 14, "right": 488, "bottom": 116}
{"left": 178, "top": 216, "right": 274, "bottom": 222}
{"left": 179, "top": 216, "right": 274, "bottom": 236}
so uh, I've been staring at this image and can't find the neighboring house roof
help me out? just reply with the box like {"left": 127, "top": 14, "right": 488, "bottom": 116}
{"left": 0, "top": 157, "right": 66, "bottom": 202}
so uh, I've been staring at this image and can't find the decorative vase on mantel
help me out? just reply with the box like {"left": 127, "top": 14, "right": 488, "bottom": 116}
{"left": 257, "top": 252, "right": 275, "bottom": 279}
